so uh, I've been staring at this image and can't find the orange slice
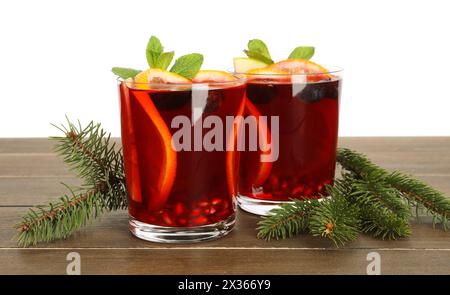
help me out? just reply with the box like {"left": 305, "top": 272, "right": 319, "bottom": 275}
{"left": 133, "top": 91, "right": 177, "bottom": 211}
{"left": 226, "top": 98, "right": 246, "bottom": 198}
{"left": 242, "top": 98, "right": 273, "bottom": 187}
{"left": 245, "top": 67, "right": 290, "bottom": 83}
{"left": 269, "top": 59, "right": 330, "bottom": 82}
{"left": 192, "top": 70, "right": 237, "bottom": 82}
{"left": 119, "top": 83, "right": 143, "bottom": 203}
{"left": 134, "top": 68, "right": 191, "bottom": 89}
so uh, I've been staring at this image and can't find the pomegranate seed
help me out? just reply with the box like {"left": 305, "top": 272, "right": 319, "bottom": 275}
{"left": 281, "top": 181, "right": 288, "bottom": 190}
{"left": 191, "top": 208, "right": 201, "bottom": 217}
{"left": 270, "top": 176, "right": 279, "bottom": 188}
{"left": 211, "top": 198, "right": 222, "bottom": 206}
{"left": 209, "top": 206, "right": 217, "bottom": 215}
{"left": 174, "top": 202, "right": 184, "bottom": 216}
{"left": 193, "top": 216, "right": 208, "bottom": 225}
{"left": 304, "top": 187, "right": 313, "bottom": 196}
{"left": 317, "top": 184, "right": 324, "bottom": 193}
{"left": 178, "top": 218, "right": 187, "bottom": 226}
{"left": 292, "top": 185, "right": 304, "bottom": 195}
{"left": 162, "top": 212, "right": 174, "bottom": 225}
{"left": 197, "top": 200, "right": 210, "bottom": 208}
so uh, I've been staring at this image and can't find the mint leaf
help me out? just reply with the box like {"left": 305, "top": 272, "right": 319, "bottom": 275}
{"left": 155, "top": 51, "right": 174, "bottom": 70}
{"left": 288, "top": 46, "right": 315, "bottom": 60}
{"left": 146, "top": 36, "right": 163, "bottom": 68}
{"left": 244, "top": 50, "right": 273, "bottom": 65}
{"left": 111, "top": 67, "right": 141, "bottom": 79}
{"left": 170, "top": 53, "right": 203, "bottom": 79}
{"left": 245, "top": 39, "right": 273, "bottom": 64}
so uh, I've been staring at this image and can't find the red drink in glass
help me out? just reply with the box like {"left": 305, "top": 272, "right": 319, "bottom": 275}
{"left": 119, "top": 77, "right": 246, "bottom": 242}
{"left": 237, "top": 70, "right": 342, "bottom": 215}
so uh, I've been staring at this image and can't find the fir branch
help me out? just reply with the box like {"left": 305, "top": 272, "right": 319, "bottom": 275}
{"left": 51, "top": 118, "right": 127, "bottom": 210}
{"left": 385, "top": 172, "right": 450, "bottom": 229}
{"left": 16, "top": 119, "right": 127, "bottom": 247}
{"left": 309, "top": 184, "right": 360, "bottom": 247}
{"left": 337, "top": 148, "right": 450, "bottom": 228}
{"left": 17, "top": 184, "right": 106, "bottom": 247}
{"left": 257, "top": 199, "right": 319, "bottom": 240}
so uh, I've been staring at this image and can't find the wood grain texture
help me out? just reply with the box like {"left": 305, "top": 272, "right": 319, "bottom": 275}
{"left": 0, "top": 138, "right": 449, "bottom": 274}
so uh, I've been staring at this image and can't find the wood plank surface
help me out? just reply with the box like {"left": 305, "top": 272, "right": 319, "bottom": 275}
{"left": 0, "top": 138, "right": 449, "bottom": 274}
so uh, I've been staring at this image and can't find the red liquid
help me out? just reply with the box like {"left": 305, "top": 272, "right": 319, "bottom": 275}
{"left": 239, "top": 79, "right": 340, "bottom": 201}
{"left": 120, "top": 83, "right": 245, "bottom": 227}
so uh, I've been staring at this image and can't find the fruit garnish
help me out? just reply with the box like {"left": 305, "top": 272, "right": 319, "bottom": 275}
{"left": 133, "top": 91, "right": 177, "bottom": 211}
{"left": 119, "top": 83, "right": 143, "bottom": 203}
{"left": 245, "top": 67, "right": 290, "bottom": 82}
{"left": 226, "top": 98, "right": 246, "bottom": 198}
{"left": 134, "top": 68, "right": 191, "bottom": 89}
{"left": 192, "top": 70, "right": 237, "bottom": 82}
{"left": 113, "top": 35, "right": 203, "bottom": 80}
{"left": 233, "top": 57, "right": 268, "bottom": 73}
{"left": 269, "top": 59, "right": 330, "bottom": 81}
{"left": 242, "top": 98, "right": 273, "bottom": 187}
{"left": 244, "top": 39, "right": 274, "bottom": 65}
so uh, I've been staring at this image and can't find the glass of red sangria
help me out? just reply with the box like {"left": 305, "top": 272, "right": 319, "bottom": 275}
{"left": 234, "top": 57, "right": 342, "bottom": 215}
{"left": 119, "top": 68, "right": 246, "bottom": 242}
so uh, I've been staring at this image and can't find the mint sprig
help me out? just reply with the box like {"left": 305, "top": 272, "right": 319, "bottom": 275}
{"left": 111, "top": 67, "right": 141, "bottom": 79}
{"left": 155, "top": 51, "right": 175, "bottom": 70}
{"left": 289, "top": 46, "right": 315, "bottom": 60}
{"left": 146, "top": 36, "right": 164, "bottom": 68}
{"left": 170, "top": 53, "right": 203, "bottom": 79}
{"left": 113, "top": 35, "right": 203, "bottom": 80}
{"left": 244, "top": 39, "right": 273, "bottom": 64}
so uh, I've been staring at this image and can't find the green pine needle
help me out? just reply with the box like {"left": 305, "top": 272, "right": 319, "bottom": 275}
{"left": 257, "top": 199, "right": 319, "bottom": 240}
{"left": 16, "top": 118, "right": 127, "bottom": 247}
{"left": 309, "top": 184, "right": 360, "bottom": 247}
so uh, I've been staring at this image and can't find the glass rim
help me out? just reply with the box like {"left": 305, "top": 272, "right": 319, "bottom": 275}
{"left": 232, "top": 65, "right": 343, "bottom": 76}
{"left": 117, "top": 73, "right": 247, "bottom": 88}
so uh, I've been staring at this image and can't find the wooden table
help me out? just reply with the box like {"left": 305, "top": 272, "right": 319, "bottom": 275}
{"left": 1, "top": 138, "right": 449, "bottom": 274}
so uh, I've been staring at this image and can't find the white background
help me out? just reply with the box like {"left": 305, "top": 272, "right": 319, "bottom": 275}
{"left": 1, "top": 0, "right": 449, "bottom": 137}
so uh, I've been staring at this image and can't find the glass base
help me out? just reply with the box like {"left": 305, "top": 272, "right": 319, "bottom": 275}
{"left": 237, "top": 195, "right": 328, "bottom": 216}
{"left": 129, "top": 214, "right": 235, "bottom": 243}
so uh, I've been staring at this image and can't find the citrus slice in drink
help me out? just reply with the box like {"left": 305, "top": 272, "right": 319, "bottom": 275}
{"left": 226, "top": 98, "right": 246, "bottom": 198}
{"left": 132, "top": 90, "right": 177, "bottom": 211}
{"left": 119, "top": 83, "right": 143, "bottom": 203}
{"left": 192, "top": 70, "right": 237, "bottom": 82}
{"left": 134, "top": 68, "right": 191, "bottom": 89}
{"left": 241, "top": 98, "right": 273, "bottom": 188}
{"left": 233, "top": 57, "right": 268, "bottom": 73}
{"left": 269, "top": 59, "right": 330, "bottom": 82}
{"left": 246, "top": 67, "right": 290, "bottom": 83}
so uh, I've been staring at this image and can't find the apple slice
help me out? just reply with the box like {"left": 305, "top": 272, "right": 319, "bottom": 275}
{"left": 234, "top": 57, "right": 268, "bottom": 73}
{"left": 192, "top": 70, "right": 237, "bottom": 82}
{"left": 134, "top": 68, "right": 191, "bottom": 89}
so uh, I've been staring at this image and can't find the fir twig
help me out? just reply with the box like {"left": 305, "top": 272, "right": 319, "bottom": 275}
{"left": 309, "top": 183, "right": 360, "bottom": 246}
{"left": 16, "top": 119, "right": 127, "bottom": 247}
{"left": 337, "top": 148, "right": 450, "bottom": 228}
{"left": 257, "top": 199, "right": 319, "bottom": 240}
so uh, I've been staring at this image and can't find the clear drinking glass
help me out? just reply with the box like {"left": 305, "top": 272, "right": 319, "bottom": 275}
{"left": 235, "top": 68, "right": 343, "bottom": 215}
{"left": 119, "top": 75, "right": 246, "bottom": 242}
